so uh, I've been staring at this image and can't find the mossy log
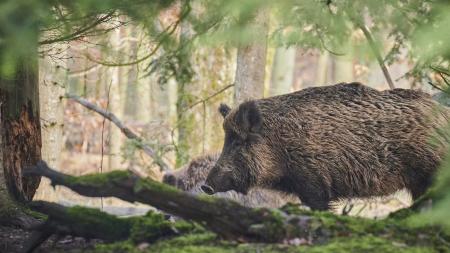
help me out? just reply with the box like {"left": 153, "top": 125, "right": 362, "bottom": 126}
{"left": 30, "top": 201, "right": 194, "bottom": 242}
{"left": 24, "top": 161, "right": 450, "bottom": 250}
{"left": 23, "top": 201, "right": 196, "bottom": 252}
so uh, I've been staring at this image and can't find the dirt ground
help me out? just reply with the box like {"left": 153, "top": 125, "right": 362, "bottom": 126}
{"left": 0, "top": 225, "right": 101, "bottom": 253}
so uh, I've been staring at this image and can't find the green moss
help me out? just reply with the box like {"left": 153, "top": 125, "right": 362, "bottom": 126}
{"left": 90, "top": 233, "right": 437, "bottom": 253}
{"left": 298, "top": 236, "right": 435, "bottom": 253}
{"left": 129, "top": 211, "right": 176, "bottom": 242}
{"left": 22, "top": 206, "right": 47, "bottom": 220}
{"left": 197, "top": 194, "right": 220, "bottom": 203}
{"left": 60, "top": 206, "right": 199, "bottom": 243}
{"left": 133, "top": 177, "right": 180, "bottom": 194}
{"left": 279, "top": 203, "right": 449, "bottom": 250}
{"left": 0, "top": 192, "right": 19, "bottom": 222}
{"left": 65, "top": 206, "right": 132, "bottom": 240}
{"left": 66, "top": 170, "right": 132, "bottom": 187}
{"left": 0, "top": 195, "right": 46, "bottom": 225}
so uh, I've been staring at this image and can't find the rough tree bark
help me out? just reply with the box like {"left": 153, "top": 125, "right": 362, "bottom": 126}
{"left": 0, "top": 52, "right": 43, "bottom": 229}
{"left": 0, "top": 59, "right": 42, "bottom": 202}
{"left": 35, "top": 43, "right": 67, "bottom": 201}
{"left": 233, "top": 11, "right": 269, "bottom": 105}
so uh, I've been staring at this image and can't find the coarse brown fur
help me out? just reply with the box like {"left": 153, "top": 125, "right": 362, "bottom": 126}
{"left": 203, "top": 82, "right": 450, "bottom": 210}
{"left": 163, "top": 154, "right": 299, "bottom": 208}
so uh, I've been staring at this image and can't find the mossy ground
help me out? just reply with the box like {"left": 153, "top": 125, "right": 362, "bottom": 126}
{"left": 83, "top": 204, "right": 448, "bottom": 253}
{"left": 32, "top": 171, "right": 450, "bottom": 252}
{"left": 90, "top": 232, "right": 437, "bottom": 253}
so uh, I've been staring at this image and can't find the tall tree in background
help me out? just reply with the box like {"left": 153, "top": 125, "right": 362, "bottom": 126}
{"left": 124, "top": 26, "right": 140, "bottom": 120}
{"left": 35, "top": 43, "right": 67, "bottom": 201}
{"left": 108, "top": 24, "right": 125, "bottom": 171}
{"left": 175, "top": 18, "right": 195, "bottom": 167}
{"left": 269, "top": 47, "right": 296, "bottom": 96}
{"left": 233, "top": 11, "right": 269, "bottom": 105}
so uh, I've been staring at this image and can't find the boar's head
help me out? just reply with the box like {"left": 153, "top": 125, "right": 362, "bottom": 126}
{"left": 162, "top": 172, "right": 187, "bottom": 191}
{"left": 202, "top": 101, "right": 279, "bottom": 195}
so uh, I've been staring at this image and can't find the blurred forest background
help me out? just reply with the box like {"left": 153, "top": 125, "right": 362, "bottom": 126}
{"left": 1, "top": 0, "right": 448, "bottom": 219}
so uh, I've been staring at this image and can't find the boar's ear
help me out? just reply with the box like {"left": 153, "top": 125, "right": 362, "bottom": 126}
{"left": 236, "top": 101, "right": 262, "bottom": 134}
{"left": 163, "top": 173, "right": 177, "bottom": 186}
{"left": 218, "top": 103, "right": 231, "bottom": 118}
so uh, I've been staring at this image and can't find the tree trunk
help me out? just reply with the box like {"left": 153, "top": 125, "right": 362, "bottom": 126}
{"left": 124, "top": 26, "right": 140, "bottom": 121}
{"left": 233, "top": 11, "right": 269, "bottom": 105}
{"left": 315, "top": 51, "right": 330, "bottom": 86}
{"left": 175, "top": 21, "right": 194, "bottom": 167}
{"left": 269, "top": 47, "right": 296, "bottom": 96}
{"left": 34, "top": 43, "right": 66, "bottom": 201}
{"left": 0, "top": 59, "right": 42, "bottom": 202}
{"left": 333, "top": 56, "right": 354, "bottom": 84}
{"left": 108, "top": 25, "right": 124, "bottom": 171}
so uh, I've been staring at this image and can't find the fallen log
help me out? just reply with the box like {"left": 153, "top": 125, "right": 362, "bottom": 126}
{"left": 22, "top": 201, "right": 196, "bottom": 252}
{"left": 24, "top": 161, "right": 450, "bottom": 249}
{"left": 24, "top": 161, "right": 294, "bottom": 242}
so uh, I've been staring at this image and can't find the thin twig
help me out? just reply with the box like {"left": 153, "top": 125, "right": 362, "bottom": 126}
{"left": 428, "top": 81, "right": 446, "bottom": 92}
{"left": 358, "top": 25, "right": 395, "bottom": 89}
{"left": 39, "top": 12, "right": 115, "bottom": 45}
{"left": 183, "top": 83, "right": 234, "bottom": 113}
{"left": 65, "top": 93, "right": 171, "bottom": 172}
{"left": 99, "top": 82, "right": 112, "bottom": 210}
{"left": 169, "top": 83, "right": 234, "bottom": 153}
{"left": 85, "top": 6, "right": 188, "bottom": 67}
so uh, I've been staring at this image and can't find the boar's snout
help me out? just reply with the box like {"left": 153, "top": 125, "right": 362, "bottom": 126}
{"left": 201, "top": 184, "right": 215, "bottom": 195}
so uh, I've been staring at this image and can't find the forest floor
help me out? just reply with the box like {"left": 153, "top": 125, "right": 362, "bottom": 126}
{"left": 0, "top": 225, "right": 101, "bottom": 253}
{"left": 3, "top": 152, "right": 417, "bottom": 252}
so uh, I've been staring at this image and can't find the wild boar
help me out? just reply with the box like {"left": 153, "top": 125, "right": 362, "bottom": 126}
{"left": 202, "top": 82, "right": 450, "bottom": 210}
{"left": 163, "top": 154, "right": 299, "bottom": 208}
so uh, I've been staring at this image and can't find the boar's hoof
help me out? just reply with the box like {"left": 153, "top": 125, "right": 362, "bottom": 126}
{"left": 201, "top": 185, "right": 215, "bottom": 195}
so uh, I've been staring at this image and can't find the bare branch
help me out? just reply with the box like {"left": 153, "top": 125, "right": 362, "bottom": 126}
{"left": 85, "top": 7, "right": 186, "bottom": 67}
{"left": 65, "top": 93, "right": 171, "bottom": 172}
{"left": 428, "top": 81, "right": 446, "bottom": 92}
{"left": 39, "top": 12, "right": 116, "bottom": 45}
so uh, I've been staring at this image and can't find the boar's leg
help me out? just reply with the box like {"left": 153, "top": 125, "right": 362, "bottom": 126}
{"left": 407, "top": 175, "right": 433, "bottom": 200}
{"left": 300, "top": 196, "right": 330, "bottom": 211}
{"left": 288, "top": 174, "right": 332, "bottom": 211}
{"left": 295, "top": 183, "right": 331, "bottom": 210}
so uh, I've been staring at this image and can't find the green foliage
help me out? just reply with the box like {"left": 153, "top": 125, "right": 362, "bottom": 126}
{"left": 408, "top": 147, "right": 450, "bottom": 231}
{"left": 0, "top": 0, "right": 177, "bottom": 77}
{"left": 1, "top": 0, "right": 449, "bottom": 85}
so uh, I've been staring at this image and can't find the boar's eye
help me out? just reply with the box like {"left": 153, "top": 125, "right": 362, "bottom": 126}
{"left": 225, "top": 130, "right": 240, "bottom": 145}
